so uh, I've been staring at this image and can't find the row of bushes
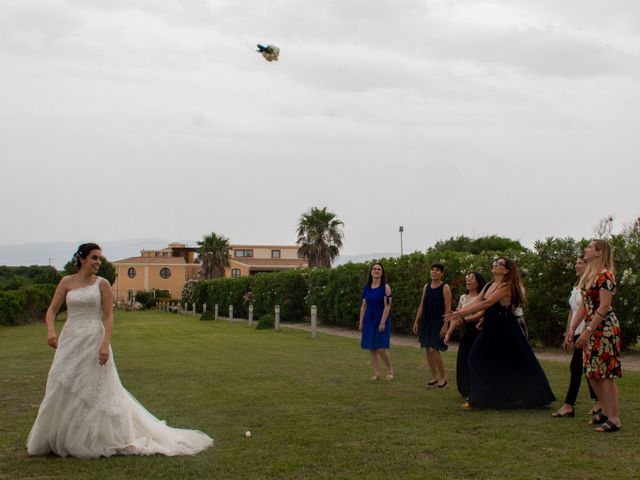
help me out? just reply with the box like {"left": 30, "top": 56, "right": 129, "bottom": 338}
{"left": 191, "top": 234, "right": 639, "bottom": 348}
{"left": 134, "top": 289, "right": 171, "bottom": 309}
{"left": 0, "top": 284, "right": 56, "bottom": 326}
{"left": 189, "top": 270, "right": 308, "bottom": 322}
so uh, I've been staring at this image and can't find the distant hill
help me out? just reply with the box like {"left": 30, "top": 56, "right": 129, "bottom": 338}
{"left": 0, "top": 239, "right": 177, "bottom": 269}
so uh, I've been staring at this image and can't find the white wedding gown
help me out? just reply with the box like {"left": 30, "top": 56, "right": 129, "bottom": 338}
{"left": 26, "top": 277, "right": 213, "bottom": 458}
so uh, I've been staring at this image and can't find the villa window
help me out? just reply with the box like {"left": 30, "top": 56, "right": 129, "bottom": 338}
{"left": 231, "top": 268, "right": 241, "bottom": 278}
{"left": 271, "top": 250, "right": 281, "bottom": 259}
{"left": 160, "top": 267, "right": 171, "bottom": 279}
{"left": 234, "top": 250, "right": 254, "bottom": 257}
{"left": 127, "top": 267, "right": 136, "bottom": 278}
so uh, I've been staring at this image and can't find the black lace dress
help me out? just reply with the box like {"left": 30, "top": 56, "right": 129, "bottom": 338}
{"left": 467, "top": 301, "right": 555, "bottom": 409}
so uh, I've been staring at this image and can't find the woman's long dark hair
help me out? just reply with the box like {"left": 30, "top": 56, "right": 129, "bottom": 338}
{"left": 465, "top": 271, "right": 487, "bottom": 295}
{"left": 498, "top": 257, "right": 525, "bottom": 308}
{"left": 367, "top": 262, "right": 386, "bottom": 287}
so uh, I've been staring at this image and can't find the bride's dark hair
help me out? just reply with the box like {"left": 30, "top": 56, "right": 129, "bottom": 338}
{"left": 73, "top": 243, "right": 101, "bottom": 268}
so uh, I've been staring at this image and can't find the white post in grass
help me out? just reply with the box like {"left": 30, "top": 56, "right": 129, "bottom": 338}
{"left": 248, "top": 304, "right": 254, "bottom": 326}
{"left": 275, "top": 305, "right": 281, "bottom": 331}
{"left": 311, "top": 305, "right": 318, "bottom": 338}
{"left": 203, "top": 303, "right": 207, "bottom": 313}
{"left": 192, "top": 303, "right": 196, "bottom": 316}
{"left": 184, "top": 302, "right": 188, "bottom": 313}
{"left": 214, "top": 304, "right": 219, "bottom": 320}
{"left": 229, "top": 305, "right": 234, "bottom": 322}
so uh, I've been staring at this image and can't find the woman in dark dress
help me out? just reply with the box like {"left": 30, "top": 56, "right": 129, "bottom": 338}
{"left": 444, "top": 272, "right": 486, "bottom": 398}
{"left": 359, "top": 263, "right": 394, "bottom": 381}
{"left": 447, "top": 258, "right": 555, "bottom": 409}
{"left": 412, "top": 263, "right": 452, "bottom": 388}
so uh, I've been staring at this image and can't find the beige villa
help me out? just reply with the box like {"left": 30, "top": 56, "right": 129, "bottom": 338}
{"left": 112, "top": 242, "right": 307, "bottom": 303}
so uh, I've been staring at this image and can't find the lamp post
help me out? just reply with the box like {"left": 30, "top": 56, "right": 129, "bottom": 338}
{"left": 399, "top": 226, "right": 404, "bottom": 257}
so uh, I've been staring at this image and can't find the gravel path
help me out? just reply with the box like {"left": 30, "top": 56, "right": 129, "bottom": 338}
{"left": 282, "top": 322, "right": 640, "bottom": 372}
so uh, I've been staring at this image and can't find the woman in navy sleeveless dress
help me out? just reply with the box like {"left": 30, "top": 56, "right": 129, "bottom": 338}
{"left": 359, "top": 263, "right": 394, "bottom": 381}
{"left": 412, "top": 263, "right": 452, "bottom": 388}
{"left": 447, "top": 258, "right": 555, "bottom": 409}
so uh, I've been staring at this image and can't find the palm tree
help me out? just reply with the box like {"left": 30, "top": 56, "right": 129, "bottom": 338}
{"left": 296, "top": 207, "right": 344, "bottom": 268}
{"left": 198, "top": 232, "right": 230, "bottom": 279}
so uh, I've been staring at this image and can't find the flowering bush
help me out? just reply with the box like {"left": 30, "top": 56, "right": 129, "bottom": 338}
{"left": 190, "top": 230, "right": 640, "bottom": 348}
{"left": 181, "top": 280, "right": 198, "bottom": 306}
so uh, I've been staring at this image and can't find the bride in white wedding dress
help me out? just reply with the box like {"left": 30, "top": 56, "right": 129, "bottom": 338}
{"left": 27, "top": 243, "right": 213, "bottom": 458}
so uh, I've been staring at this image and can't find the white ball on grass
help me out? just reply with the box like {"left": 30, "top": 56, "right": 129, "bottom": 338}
{"left": 245, "top": 431, "right": 251, "bottom": 437}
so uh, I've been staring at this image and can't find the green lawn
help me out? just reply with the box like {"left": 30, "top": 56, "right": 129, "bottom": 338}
{"left": 1, "top": 311, "right": 639, "bottom": 479}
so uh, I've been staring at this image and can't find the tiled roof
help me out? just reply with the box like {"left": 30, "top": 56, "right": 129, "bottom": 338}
{"left": 230, "top": 244, "right": 300, "bottom": 249}
{"left": 230, "top": 258, "right": 307, "bottom": 270}
{"left": 113, "top": 256, "right": 189, "bottom": 265}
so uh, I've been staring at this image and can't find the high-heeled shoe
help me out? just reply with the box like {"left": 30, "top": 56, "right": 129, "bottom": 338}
{"left": 589, "top": 411, "right": 608, "bottom": 425}
{"left": 551, "top": 408, "right": 575, "bottom": 418}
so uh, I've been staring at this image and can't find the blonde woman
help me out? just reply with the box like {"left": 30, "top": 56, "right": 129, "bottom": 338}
{"left": 573, "top": 239, "right": 622, "bottom": 432}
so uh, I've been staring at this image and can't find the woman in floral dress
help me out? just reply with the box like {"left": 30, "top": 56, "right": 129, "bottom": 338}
{"left": 573, "top": 239, "right": 622, "bottom": 432}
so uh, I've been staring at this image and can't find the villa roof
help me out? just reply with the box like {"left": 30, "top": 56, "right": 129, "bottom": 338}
{"left": 113, "top": 256, "right": 189, "bottom": 265}
{"left": 230, "top": 244, "right": 300, "bottom": 249}
{"left": 230, "top": 258, "right": 307, "bottom": 271}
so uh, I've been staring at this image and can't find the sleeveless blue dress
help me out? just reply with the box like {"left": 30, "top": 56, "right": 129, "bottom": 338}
{"left": 360, "top": 284, "right": 392, "bottom": 350}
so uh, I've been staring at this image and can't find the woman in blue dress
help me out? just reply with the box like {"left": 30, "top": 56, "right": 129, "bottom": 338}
{"left": 412, "top": 263, "right": 452, "bottom": 388}
{"left": 359, "top": 263, "right": 394, "bottom": 381}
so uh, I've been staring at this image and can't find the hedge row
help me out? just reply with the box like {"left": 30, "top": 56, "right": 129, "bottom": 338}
{"left": 194, "top": 236, "right": 640, "bottom": 348}
{"left": 0, "top": 284, "right": 56, "bottom": 326}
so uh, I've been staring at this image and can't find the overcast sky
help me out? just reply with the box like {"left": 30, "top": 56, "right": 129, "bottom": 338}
{"left": 1, "top": 0, "right": 638, "bottom": 256}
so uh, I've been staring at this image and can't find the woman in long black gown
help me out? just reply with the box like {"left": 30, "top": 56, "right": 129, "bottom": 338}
{"left": 444, "top": 272, "right": 486, "bottom": 398}
{"left": 447, "top": 258, "right": 555, "bottom": 409}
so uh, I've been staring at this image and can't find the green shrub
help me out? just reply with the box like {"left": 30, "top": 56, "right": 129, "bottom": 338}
{"left": 202, "top": 277, "right": 254, "bottom": 318}
{"left": 0, "top": 291, "right": 24, "bottom": 326}
{"left": 0, "top": 265, "right": 61, "bottom": 285}
{"left": 0, "top": 284, "right": 55, "bottom": 325}
{"left": 200, "top": 310, "right": 216, "bottom": 321}
{"left": 181, "top": 280, "right": 198, "bottom": 306}
{"left": 16, "top": 284, "right": 55, "bottom": 323}
{"left": 522, "top": 238, "right": 586, "bottom": 346}
{"left": 256, "top": 313, "right": 275, "bottom": 330}
{"left": 252, "top": 270, "right": 307, "bottom": 322}
{"left": 134, "top": 291, "right": 156, "bottom": 310}
{"left": 610, "top": 229, "right": 640, "bottom": 348}
{"left": 306, "top": 262, "right": 367, "bottom": 329}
